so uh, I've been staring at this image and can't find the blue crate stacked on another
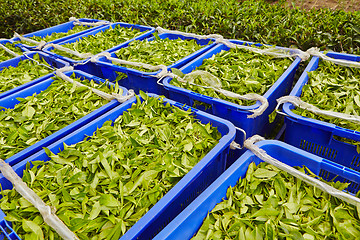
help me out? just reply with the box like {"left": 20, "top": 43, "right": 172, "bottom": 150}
{"left": 282, "top": 52, "right": 360, "bottom": 172}
{"left": 0, "top": 94, "right": 236, "bottom": 240}
{"left": 0, "top": 69, "right": 128, "bottom": 167}
{"left": 162, "top": 40, "right": 301, "bottom": 150}
{"left": 154, "top": 140, "right": 360, "bottom": 240}
{"left": 12, "top": 18, "right": 110, "bottom": 52}
{"left": 91, "top": 32, "right": 217, "bottom": 96}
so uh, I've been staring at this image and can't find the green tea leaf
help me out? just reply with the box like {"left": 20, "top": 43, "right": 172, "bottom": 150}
{"left": 253, "top": 168, "right": 278, "bottom": 179}
{"left": 22, "top": 105, "right": 36, "bottom": 119}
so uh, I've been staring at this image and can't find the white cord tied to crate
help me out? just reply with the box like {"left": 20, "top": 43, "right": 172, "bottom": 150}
{"left": 0, "top": 158, "right": 79, "bottom": 240}
{"left": 244, "top": 135, "right": 360, "bottom": 206}
{"left": 167, "top": 70, "right": 269, "bottom": 118}
{"left": 156, "top": 27, "right": 311, "bottom": 61}
{"left": 92, "top": 53, "right": 268, "bottom": 118}
{"left": 276, "top": 96, "right": 360, "bottom": 123}
{"left": 13, "top": 32, "right": 49, "bottom": 51}
{"left": 69, "top": 17, "right": 109, "bottom": 27}
{"left": 91, "top": 52, "right": 169, "bottom": 73}
{"left": 45, "top": 43, "right": 93, "bottom": 59}
{"left": 0, "top": 39, "right": 20, "bottom": 57}
{"left": 55, "top": 66, "right": 135, "bottom": 103}
{"left": 13, "top": 32, "right": 40, "bottom": 46}
{"left": 307, "top": 47, "right": 360, "bottom": 68}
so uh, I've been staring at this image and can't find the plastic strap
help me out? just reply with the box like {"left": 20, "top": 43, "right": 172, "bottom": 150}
{"left": 69, "top": 17, "right": 109, "bottom": 27}
{"left": 22, "top": 52, "right": 55, "bottom": 70}
{"left": 276, "top": 96, "right": 360, "bottom": 123}
{"left": 46, "top": 43, "right": 93, "bottom": 59}
{"left": 55, "top": 66, "right": 135, "bottom": 103}
{"left": 13, "top": 33, "right": 48, "bottom": 51}
{"left": 155, "top": 27, "right": 310, "bottom": 61}
{"left": 13, "top": 32, "right": 40, "bottom": 45}
{"left": 91, "top": 52, "right": 168, "bottom": 72}
{"left": 163, "top": 70, "right": 269, "bottom": 118}
{"left": 230, "top": 141, "right": 242, "bottom": 150}
{"left": 0, "top": 158, "right": 79, "bottom": 240}
{"left": 35, "top": 40, "right": 47, "bottom": 50}
{"left": 307, "top": 47, "right": 360, "bottom": 68}
{"left": 0, "top": 41, "right": 20, "bottom": 57}
{"left": 244, "top": 135, "right": 360, "bottom": 206}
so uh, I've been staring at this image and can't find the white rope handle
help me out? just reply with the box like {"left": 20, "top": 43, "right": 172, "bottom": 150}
{"left": 307, "top": 47, "right": 360, "bottom": 68}
{"left": 162, "top": 70, "right": 269, "bottom": 118}
{"left": 55, "top": 66, "right": 135, "bottom": 103}
{"left": 244, "top": 135, "right": 360, "bottom": 206}
{"left": 276, "top": 96, "right": 360, "bottom": 123}
{"left": 13, "top": 33, "right": 48, "bottom": 51}
{"left": 91, "top": 52, "right": 168, "bottom": 72}
{"left": 0, "top": 158, "right": 79, "bottom": 240}
{"left": 0, "top": 40, "right": 20, "bottom": 57}
{"left": 46, "top": 43, "right": 93, "bottom": 59}
{"left": 13, "top": 32, "right": 40, "bottom": 46}
{"left": 69, "top": 17, "right": 109, "bottom": 27}
{"left": 155, "top": 27, "right": 310, "bottom": 61}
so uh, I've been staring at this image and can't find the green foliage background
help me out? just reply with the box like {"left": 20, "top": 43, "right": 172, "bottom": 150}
{"left": 1, "top": 0, "right": 360, "bottom": 54}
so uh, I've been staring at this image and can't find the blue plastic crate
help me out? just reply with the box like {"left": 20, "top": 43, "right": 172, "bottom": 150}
{"left": 155, "top": 139, "right": 360, "bottom": 240}
{"left": 0, "top": 51, "right": 69, "bottom": 99}
{"left": 282, "top": 52, "right": 360, "bottom": 172}
{"left": 12, "top": 18, "right": 110, "bottom": 52}
{"left": 162, "top": 40, "right": 301, "bottom": 147}
{"left": 0, "top": 94, "right": 236, "bottom": 240}
{"left": 0, "top": 69, "right": 127, "bottom": 167}
{"left": 91, "top": 32, "right": 217, "bottom": 96}
{"left": 42, "top": 22, "right": 155, "bottom": 66}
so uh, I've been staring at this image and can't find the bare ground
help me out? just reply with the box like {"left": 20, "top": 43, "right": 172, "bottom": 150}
{"left": 283, "top": 0, "right": 360, "bottom": 11}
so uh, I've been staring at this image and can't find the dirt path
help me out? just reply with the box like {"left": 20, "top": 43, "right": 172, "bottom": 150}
{"left": 283, "top": 0, "right": 360, "bottom": 11}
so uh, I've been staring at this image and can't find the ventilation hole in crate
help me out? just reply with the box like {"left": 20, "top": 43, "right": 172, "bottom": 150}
{"left": 299, "top": 140, "right": 337, "bottom": 160}
{"left": 0, "top": 221, "right": 18, "bottom": 239}
{"left": 329, "top": 149, "right": 336, "bottom": 159}
{"left": 347, "top": 181, "right": 360, "bottom": 194}
{"left": 154, "top": 217, "right": 172, "bottom": 239}
{"left": 0, "top": 226, "right": 5, "bottom": 237}
{"left": 300, "top": 140, "right": 304, "bottom": 149}
{"left": 2, "top": 222, "right": 12, "bottom": 235}
{"left": 314, "top": 144, "right": 320, "bottom": 155}
{"left": 319, "top": 169, "right": 331, "bottom": 181}
{"left": 351, "top": 156, "right": 359, "bottom": 167}
{"left": 319, "top": 169, "right": 325, "bottom": 179}
{"left": 349, "top": 155, "right": 360, "bottom": 171}
{"left": 320, "top": 146, "right": 325, "bottom": 156}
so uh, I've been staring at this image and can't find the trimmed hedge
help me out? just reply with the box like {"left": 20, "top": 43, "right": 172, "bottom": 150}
{"left": 1, "top": 0, "right": 360, "bottom": 54}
